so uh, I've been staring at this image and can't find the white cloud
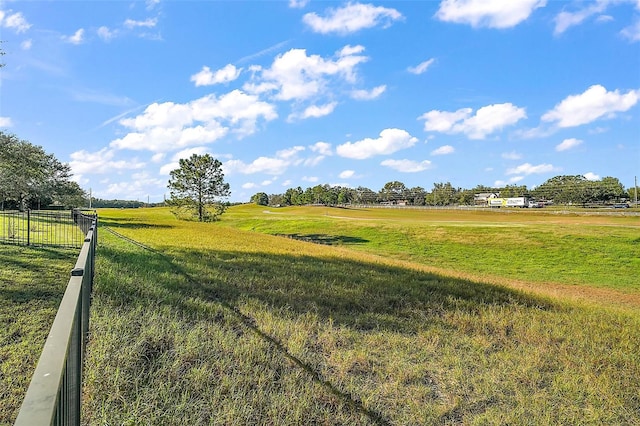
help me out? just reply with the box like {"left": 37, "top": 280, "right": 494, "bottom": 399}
{"left": 431, "top": 145, "right": 455, "bottom": 155}
{"left": 339, "top": 170, "right": 355, "bottom": 179}
{"left": 303, "top": 3, "right": 403, "bottom": 35}
{"left": 191, "top": 64, "right": 242, "bottom": 87}
{"left": 420, "top": 108, "right": 472, "bottom": 132}
{"left": 506, "top": 163, "right": 557, "bottom": 175}
{"left": 97, "top": 26, "right": 117, "bottom": 41}
{"left": 111, "top": 90, "right": 277, "bottom": 152}
{"left": 124, "top": 18, "right": 157, "bottom": 29}
{"left": 553, "top": 1, "right": 640, "bottom": 36}
{"left": 380, "top": 159, "right": 432, "bottom": 173}
{"left": 502, "top": 151, "right": 522, "bottom": 160}
{"left": 172, "top": 147, "right": 211, "bottom": 161}
{"left": 151, "top": 153, "right": 165, "bottom": 163}
{"left": 302, "top": 176, "right": 319, "bottom": 182}
{"left": 596, "top": 15, "right": 614, "bottom": 24}
{"left": 290, "top": 102, "right": 338, "bottom": 121}
{"left": 245, "top": 46, "right": 369, "bottom": 102}
{"left": 20, "top": 39, "right": 32, "bottom": 50}
{"left": 554, "top": 2, "right": 607, "bottom": 35}
{"left": 407, "top": 58, "right": 436, "bottom": 75}
{"left": 223, "top": 146, "right": 305, "bottom": 177}
{"left": 146, "top": 0, "right": 160, "bottom": 10}
{"left": 621, "top": 18, "right": 640, "bottom": 42}
{"left": 0, "top": 10, "right": 31, "bottom": 33}
{"left": 276, "top": 146, "right": 305, "bottom": 160}
{"left": 419, "top": 103, "right": 526, "bottom": 139}
{"left": 584, "top": 172, "right": 600, "bottom": 181}
{"left": 224, "top": 157, "right": 290, "bottom": 176}
{"left": 105, "top": 173, "right": 165, "bottom": 198}
{"left": 0, "top": 117, "right": 13, "bottom": 127}
{"left": 435, "top": 0, "right": 546, "bottom": 29}
{"left": 242, "top": 182, "right": 258, "bottom": 189}
{"left": 351, "top": 85, "right": 386, "bottom": 100}
{"left": 63, "top": 29, "right": 85, "bottom": 45}
{"left": 309, "top": 141, "right": 332, "bottom": 156}
{"left": 289, "top": 0, "right": 309, "bottom": 8}
{"left": 336, "top": 128, "right": 418, "bottom": 159}
{"left": 69, "top": 148, "right": 146, "bottom": 176}
{"left": 541, "top": 85, "right": 640, "bottom": 128}
{"left": 304, "top": 156, "right": 325, "bottom": 167}
{"left": 555, "top": 138, "right": 583, "bottom": 152}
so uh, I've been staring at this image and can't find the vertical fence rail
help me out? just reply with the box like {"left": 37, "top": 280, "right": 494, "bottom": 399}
{"left": 0, "top": 209, "right": 94, "bottom": 248}
{"left": 14, "top": 213, "right": 97, "bottom": 426}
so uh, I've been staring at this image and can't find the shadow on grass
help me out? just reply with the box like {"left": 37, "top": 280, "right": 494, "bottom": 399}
{"left": 272, "top": 233, "right": 369, "bottom": 246}
{"left": 97, "top": 240, "right": 556, "bottom": 335}
{"left": 98, "top": 217, "right": 174, "bottom": 230}
{"left": 0, "top": 244, "right": 77, "bottom": 305}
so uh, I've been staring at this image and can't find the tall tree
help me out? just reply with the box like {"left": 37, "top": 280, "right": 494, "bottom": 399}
{"left": 379, "top": 181, "right": 408, "bottom": 203}
{"left": 426, "top": 182, "right": 458, "bottom": 206}
{"left": 0, "top": 132, "right": 85, "bottom": 210}
{"left": 408, "top": 186, "right": 427, "bottom": 205}
{"left": 167, "top": 154, "right": 230, "bottom": 221}
{"left": 251, "top": 192, "right": 269, "bottom": 206}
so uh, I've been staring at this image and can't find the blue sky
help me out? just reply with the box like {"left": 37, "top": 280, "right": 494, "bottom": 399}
{"left": 1, "top": 0, "right": 639, "bottom": 203}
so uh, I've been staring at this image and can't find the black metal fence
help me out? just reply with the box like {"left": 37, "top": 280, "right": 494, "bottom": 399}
{"left": 0, "top": 209, "right": 95, "bottom": 248}
{"left": 13, "top": 211, "right": 97, "bottom": 426}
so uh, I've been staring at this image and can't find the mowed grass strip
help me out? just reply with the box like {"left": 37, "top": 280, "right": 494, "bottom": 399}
{"left": 84, "top": 207, "right": 640, "bottom": 424}
{"left": 0, "top": 244, "right": 79, "bottom": 424}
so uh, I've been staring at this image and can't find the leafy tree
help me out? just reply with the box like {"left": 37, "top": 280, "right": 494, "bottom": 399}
{"left": 596, "top": 177, "right": 625, "bottom": 202}
{"left": 379, "top": 181, "right": 408, "bottom": 203}
{"left": 627, "top": 185, "right": 639, "bottom": 203}
{"left": 337, "top": 187, "right": 354, "bottom": 204}
{"left": 426, "top": 182, "right": 458, "bottom": 206}
{"left": 353, "top": 186, "right": 377, "bottom": 204}
{"left": 167, "top": 154, "right": 230, "bottom": 221}
{"left": 269, "top": 193, "right": 284, "bottom": 206}
{"left": 457, "top": 189, "right": 476, "bottom": 205}
{"left": 408, "top": 186, "right": 426, "bottom": 205}
{"left": 251, "top": 192, "right": 269, "bottom": 206}
{"left": 500, "top": 184, "right": 529, "bottom": 198}
{"left": 532, "top": 175, "right": 586, "bottom": 204}
{"left": 0, "top": 132, "right": 86, "bottom": 210}
{"left": 284, "top": 186, "right": 305, "bottom": 205}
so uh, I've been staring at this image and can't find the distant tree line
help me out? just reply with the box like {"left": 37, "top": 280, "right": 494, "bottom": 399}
{"left": 89, "top": 198, "right": 150, "bottom": 209}
{"left": 252, "top": 175, "right": 635, "bottom": 207}
{"left": 0, "top": 132, "right": 87, "bottom": 210}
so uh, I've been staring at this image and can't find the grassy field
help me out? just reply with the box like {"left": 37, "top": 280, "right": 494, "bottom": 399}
{"left": 223, "top": 205, "right": 640, "bottom": 295}
{"left": 79, "top": 205, "right": 640, "bottom": 425}
{"left": 0, "top": 244, "right": 78, "bottom": 424}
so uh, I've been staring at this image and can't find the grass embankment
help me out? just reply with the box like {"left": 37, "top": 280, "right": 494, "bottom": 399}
{"left": 0, "top": 244, "right": 78, "bottom": 424}
{"left": 82, "top": 206, "right": 640, "bottom": 424}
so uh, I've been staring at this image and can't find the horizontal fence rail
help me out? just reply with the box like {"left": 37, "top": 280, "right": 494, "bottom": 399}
{"left": 0, "top": 209, "right": 96, "bottom": 248}
{"left": 14, "top": 212, "right": 97, "bottom": 426}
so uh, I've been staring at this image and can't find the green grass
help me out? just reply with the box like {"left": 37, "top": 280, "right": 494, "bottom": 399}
{"left": 0, "top": 244, "right": 78, "bottom": 424}
{"left": 81, "top": 206, "right": 640, "bottom": 424}
{"left": 221, "top": 204, "right": 640, "bottom": 293}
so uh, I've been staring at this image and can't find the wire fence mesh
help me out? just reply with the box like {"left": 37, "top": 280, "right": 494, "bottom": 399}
{"left": 0, "top": 210, "right": 96, "bottom": 248}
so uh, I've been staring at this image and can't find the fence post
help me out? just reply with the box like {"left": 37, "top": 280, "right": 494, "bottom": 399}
{"left": 27, "top": 210, "right": 30, "bottom": 246}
